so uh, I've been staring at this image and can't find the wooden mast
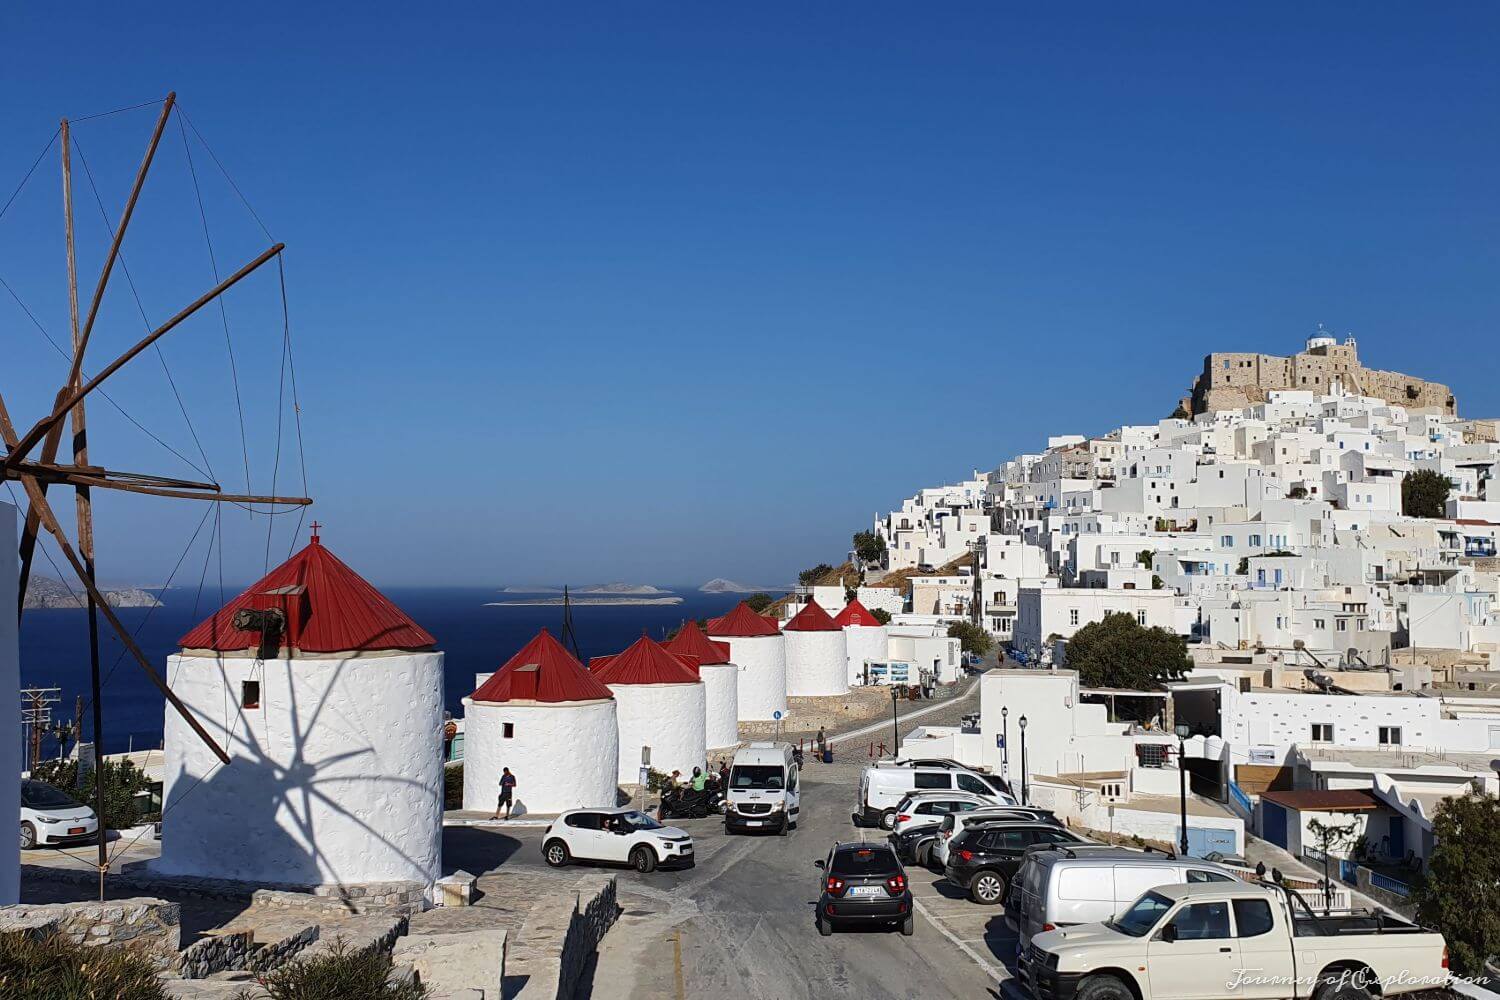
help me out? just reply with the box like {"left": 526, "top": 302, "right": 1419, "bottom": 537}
{"left": 61, "top": 116, "right": 110, "bottom": 900}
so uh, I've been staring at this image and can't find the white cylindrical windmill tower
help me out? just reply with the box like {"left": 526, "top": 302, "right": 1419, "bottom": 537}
{"left": 0, "top": 502, "right": 20, "bottom": 905}
{"left": 462, "top": 628, "right": 618, "bottom": 816}
{"left": 707, "top": 601, "right": 786, "bottom": 722}
{"left": 665, "top": 622, "right": 739, "bottom": 749}
{"left": 591, "top": 635, "right": 707, "bottom": 783}
{"left": 157, "top": 527, "right": 444, "bottom": 893}
{"left": 834, "top": 598, "right": 889, "bottom": 687}
{"left": 782, "top": 598, "right": 848, "bottom": 697}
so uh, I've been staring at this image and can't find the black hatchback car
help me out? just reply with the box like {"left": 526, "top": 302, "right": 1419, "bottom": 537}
{"left": 815, "top": 842, "right": 914, "bottom": 936}
{"left": 942, "top": 821, "right": 1089, "bottom": 904}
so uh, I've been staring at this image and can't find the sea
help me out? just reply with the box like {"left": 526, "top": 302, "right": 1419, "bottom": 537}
{"left": 18, "top": 587, "right": 751, "bottom": 755}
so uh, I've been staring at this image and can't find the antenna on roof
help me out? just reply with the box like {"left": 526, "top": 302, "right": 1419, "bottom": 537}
{"left": 561, "top": 585, "right": 582, "bottom": 661}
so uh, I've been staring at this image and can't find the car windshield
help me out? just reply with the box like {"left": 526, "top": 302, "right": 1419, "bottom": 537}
{"left": 832, "top": 847, "right": 900, "bottom": 876}
{"left": 617, "top": 811, "right": 662, "bottom": 831}
{"left": 21, "top": 781, "right": 81, "bottom": 810}
{"left": 1110, "top": 891, "right": 1174, "bottom": 937}
{"left": 730, "top": 765, "right": 784, "bottom": 790}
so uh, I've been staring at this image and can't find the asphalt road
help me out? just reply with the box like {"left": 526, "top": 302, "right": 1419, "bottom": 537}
{"left": 485, "top": 774, "right": 1021, "bottom": 1000}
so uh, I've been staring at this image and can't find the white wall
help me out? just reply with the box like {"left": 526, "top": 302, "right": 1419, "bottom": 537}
{"left": 460, "top": 699, "right": 617, "bottom": 815}
{"left": 1, "top": 503, "right": 19, "bottom": 905}
{"left": 844, "top": 625, "right": 889, "bottom": 685}
{"left": 784, "top": 630, "right": 848, "bottom": 697}
{"left": 724, "top": 635, "right": 787, "bottom": 721}
{"left": 157, "top": 651, "right": 444, "bottom": 891}
{"left": 700, "top": 662, "right": 740, "bottom": 749}
{"left": 977, "top": 670, "right": 1137, "bottom": 783}
{"left": 610, "top": 682, "right": 707, "bottom": 783}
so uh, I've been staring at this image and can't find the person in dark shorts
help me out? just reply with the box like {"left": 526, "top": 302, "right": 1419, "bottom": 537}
{"left": 491, "top": 767, "right": 517, "bottom": 820}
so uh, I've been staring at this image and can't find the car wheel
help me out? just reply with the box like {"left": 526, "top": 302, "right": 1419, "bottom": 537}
{"left": 915, "top": 842, "right": 930, "bottom": 867}
{"left": 631, "top": 845, "right": 658, "bottom": 873}
{"left": 879, "top": 809, "right": 897, "bottom": 830}
{"left": 818, "top": 914, "right": 833, "bottom": 937}
{"left": 542, "top": 839, "right": 571, "bottom": 868}
{"left": 969, "top": 870, "right": 1007, "bottom": 905}
{"left": 20, "top": 822, "right": 36, "bottom": 850}
{"left": 901, "top": 913, "right": 915, "bottom": 936}
{"left": 1316, "top": 972, "right": 1375, "bottom": 1000}
{"left": 1076, "top": 974, "right": 1134, "bottom": 1000}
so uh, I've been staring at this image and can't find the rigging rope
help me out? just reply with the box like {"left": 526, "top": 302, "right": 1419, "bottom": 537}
{"left": 278, "top": 254, "right": 311, "bottom": 559}
{"left": 0, "top": 128, "right": 58, "bottom": 227}
{"left": 71, "top": 136, "right": 219, "bottom": 484}
{"left": 174, "top": 114, "right": 254, "bottom": 516}
{"left": 66, "top": 97, "right": 170, "bottom": 125}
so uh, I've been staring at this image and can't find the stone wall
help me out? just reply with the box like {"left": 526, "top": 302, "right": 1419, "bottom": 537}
{"left": 176, "top": 930, "right": 254, "bottom": 978}
{"left": 512, "top": 875, "right": 620, "bottom": 1000}
{"left": 0, "top": 897, "right": 180, "bottom": 971}
{"left": 20, "top": 864, "right": 427, "bottom": 917}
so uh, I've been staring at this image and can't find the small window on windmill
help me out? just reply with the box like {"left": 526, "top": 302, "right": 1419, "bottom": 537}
{"left": 241, "top": 680, "right": 261, "bottom": 709}
{"left": 503, "top": 723, "right": 515, "bottom": 739}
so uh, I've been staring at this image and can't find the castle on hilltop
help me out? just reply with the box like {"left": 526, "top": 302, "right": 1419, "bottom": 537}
{"left": 1183, "top": 331, "right": 1456, "bottom": 417}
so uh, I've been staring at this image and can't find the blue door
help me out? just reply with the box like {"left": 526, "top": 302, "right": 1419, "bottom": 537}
{"left": 1388, "top": 816, "right": 1405, "bottom": 860}
{"left": 1262, "top": 801, "right": 1288, "bottom": 848}
{"left": 1186, "top": 826, "right": 1238, "bottom": 858}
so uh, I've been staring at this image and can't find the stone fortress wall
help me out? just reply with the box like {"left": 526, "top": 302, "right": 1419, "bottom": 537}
{"left": 1185, "top": 334, "right": 1456, "bottom": 416}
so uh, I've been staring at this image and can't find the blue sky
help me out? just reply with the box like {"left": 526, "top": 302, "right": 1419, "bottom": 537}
{"left": 2, "top": 3, "right": 1496, "bottom": 588}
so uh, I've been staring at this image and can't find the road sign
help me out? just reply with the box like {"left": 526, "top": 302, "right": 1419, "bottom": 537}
{"left": 641, "top": 746, "right": 652, "bottom": 765}
{"left": 773, "top": 711, "right": 783, "bottom": 720}
{"left": 996, "top": 734, "right": 1006, "bottom": 749}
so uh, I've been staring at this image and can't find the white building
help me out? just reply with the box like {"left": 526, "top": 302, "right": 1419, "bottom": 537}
{"left": 462, "top": 628, "right": 619, "bottom": 815}
{"left": 157, "top": 531, "right": 444, "bottom": 893}
{"left": 708, "top": 601, "right": 787, "bottom": 722}
{"left": 665, "top": 623, "right": 740, "bottom": 749}
{"left": 1, "top": 502, "right": 19, "bottom": 905}
{"left": 1013, "top": 586, "right": 1178, "bottom": 655}
{"left": 591, "top": 635, "right": 707, "bottom": 784}
{"left": 834, "top": 599, "right": 890, "bottom": 686}
{"left": 782, "top": 599, "right": 848, "bottom": 697}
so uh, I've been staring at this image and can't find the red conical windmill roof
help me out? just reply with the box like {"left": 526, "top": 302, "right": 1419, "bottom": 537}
{"left": 590, "top": 634, "right": 700, "bottom": 685}
{"left": 178, "top": 533, "right": 435, "bottom": 653}
{"left": 784, "top": 598, "right": 840, "bottom": 632}
{"left": 471, "top": 629, "right": 613, "bottom": 703}
{"left": 706, "top": 600, "right": 781, "bottom": 638}
{"left": 833, "top": 598, "right": 882, "bottom": 628}
{"left": 665, "top": 622, "right": 731, "bottom": 665}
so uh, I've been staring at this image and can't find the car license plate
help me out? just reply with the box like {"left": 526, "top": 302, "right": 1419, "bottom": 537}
{"left": 849, "top": 885, "right": 882, "bottom": 898}
{"left": 68, "top": 827, "right": 85, "bottom": 835}
{"left": 746, "top": 820, "right": 762, "bottom": 827}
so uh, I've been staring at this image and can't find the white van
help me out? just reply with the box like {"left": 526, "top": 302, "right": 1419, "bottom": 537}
{"left": 1009, "top": 847, "right": 1242, "bottom": 988}
{"left": 725, "top": 742, "right": 800, "bottom": 835}
{"left": 856, "top": 764, "right": 1015, "bottom": 829}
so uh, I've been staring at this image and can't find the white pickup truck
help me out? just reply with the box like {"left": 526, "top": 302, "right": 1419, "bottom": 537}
{"left": 1028, "top": 880, "right": 1448, "bottom": 1000}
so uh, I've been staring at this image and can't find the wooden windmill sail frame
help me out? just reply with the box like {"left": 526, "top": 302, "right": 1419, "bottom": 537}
{"left": 2, "top": 93, "right": 312, "bottom": 894}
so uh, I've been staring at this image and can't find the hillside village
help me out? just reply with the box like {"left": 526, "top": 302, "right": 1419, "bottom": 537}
{"left": 823, "top": 334, "right": 1500, "bottom": 897}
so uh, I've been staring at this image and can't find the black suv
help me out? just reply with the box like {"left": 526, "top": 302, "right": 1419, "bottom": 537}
{"left": 942, "top": 821, "right": 1089, "bottom": 904}
{"left": 815, "top": 842, "right": 914, "bottom": 936}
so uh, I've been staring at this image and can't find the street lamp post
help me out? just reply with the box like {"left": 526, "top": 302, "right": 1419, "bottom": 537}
{"left": 1176, "top": 723, "right": 1191, "bottom": 857}
{"left": 1001, "top": 706, "right": 1010, "bottom": 782}
{"left": 1019, "top": 714, "right": 1029, "bottom": 805}
{"left": 890, "top": 686, "right": 901, "bottom": 758}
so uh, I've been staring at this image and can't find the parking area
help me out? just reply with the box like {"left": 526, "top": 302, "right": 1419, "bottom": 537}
{"left": 904, "top": 856, "right": 1020, "bottom": 986}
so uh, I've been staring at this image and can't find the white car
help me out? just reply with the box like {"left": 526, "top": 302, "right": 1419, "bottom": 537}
{"left": 20, "top": 780, "right": 99, "bottom": 849}
{"left": 542, "top": 808, "right": 694, "bottom": 874}
{"left": 889, "top": 790, "right": 1001, "bottom": 836}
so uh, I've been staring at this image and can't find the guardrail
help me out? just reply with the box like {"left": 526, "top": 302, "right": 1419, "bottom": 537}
{"left": 1367, "top": 870, "right": 1412, "bottom": 897}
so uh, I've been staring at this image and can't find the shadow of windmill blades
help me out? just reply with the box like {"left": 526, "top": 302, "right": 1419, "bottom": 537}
{"left": 164, "top": 649, "right": 443, "bottom": 913}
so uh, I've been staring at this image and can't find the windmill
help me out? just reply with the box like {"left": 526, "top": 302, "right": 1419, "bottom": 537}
{"left": 2, "top": 94, "right": 312, "bottom": 897}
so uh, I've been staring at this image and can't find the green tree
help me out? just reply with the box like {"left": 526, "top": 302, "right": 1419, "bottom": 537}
{"left": 1287, "top": 485, "right": 1308, "bottom": 500}
{"left": 1136, "top": 550, "right": 1155, "bottom": 569}
{"left": 1306, "top": 817, "right": 1359, "bottom": 914}
{"left": 1236, "top": 556, "right": 1250, "bottom": 576}
{"left": 744, "top": 593, "right": 774, "bottom": 613}
{"left": 30, "top": 758, "right": 150, "bottom": 831}
{"left": 1064, "top": 613, "right": 1192, "bottom": 691}
{"left": 1402, "top": 469, "right": 1452, "bottom": 519}
{"left": 1412, "top": 790, "right": 1500, "bottom": 977}
{"left": 798, "top": 563, "right": 835, "bottom": 586}
{"left": 853, "top": 530, "right": 887, "bottom": 565}
{"left": 870, "top": 608, "right": 892, "bottom": 625}
{"left": 1151, "top": 574, "right": 1164, "bottom": 590}
{"left": 947, "top": 621, "right": 993, "bottom": 658}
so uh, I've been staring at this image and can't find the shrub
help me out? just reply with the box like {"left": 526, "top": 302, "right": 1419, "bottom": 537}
{"left": 946, "top": 621, "right": 993, "bottom": 658}
{"left": 798, "top": 564, "right": 835, "bottom": 586}
{"left": 0, "top": 928, "right": 168, "bottom": 1000}
{"left": 30, "top": 757, "right": 149, "bottom": 830}
{"left": 240, "top": 941, "right": 426, "bottom": 1000}
{"left": 852, "top": 531, "right": 887, "bottom": 565}
{"left": 1065, "top": 613, "right": 1193, "bottom": 695}
{"left": 1412, "top": 790, "right": 1500, "bottom": 977}
{"left": 1136, "top": 549, "right": 1154, "bottom": 569}
{"left": 1402, "top": 469, "right": 1452, "bottom": 519}
{"left": 1287, "top": 485, "right": 1308, "bottom": 499}
{"left": 443, "top": 764, "right": 463, "bottom": 810}
{"left": 870, "top": 608, "right": 892, "bottom": 625}
{"left": 744, "top": 593, "right": 774, "bottom": 613}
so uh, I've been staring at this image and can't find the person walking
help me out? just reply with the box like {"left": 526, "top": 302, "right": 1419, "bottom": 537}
{"left": 491, "top": 767, "right": 517, "bottom": 821}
